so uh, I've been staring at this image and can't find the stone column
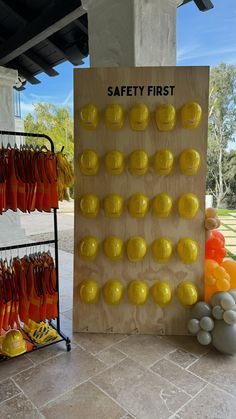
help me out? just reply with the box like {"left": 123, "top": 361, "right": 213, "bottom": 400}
{"left": 0, "top": 66, "right": 26, "bottom": 246}
{"left": 82, "top": 0, "right": 179, "bottom": 67}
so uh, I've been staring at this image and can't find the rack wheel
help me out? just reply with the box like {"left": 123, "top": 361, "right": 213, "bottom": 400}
{"left": 66, "top": 339, "right": 71, "bottom": 352}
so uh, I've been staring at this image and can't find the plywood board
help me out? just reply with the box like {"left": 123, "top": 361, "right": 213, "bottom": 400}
{"left": 73, "top": 66, "right": 209, "bottom": 335}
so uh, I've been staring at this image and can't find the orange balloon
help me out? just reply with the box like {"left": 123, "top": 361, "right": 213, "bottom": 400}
{"left": 221, "top": 259, "right": 236, "bottom": 288}
{"left": 205, "top": 259, "right": 219, "bottom": 277}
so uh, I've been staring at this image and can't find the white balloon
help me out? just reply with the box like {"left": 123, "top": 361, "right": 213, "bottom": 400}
{"left": 200, "top": 316, "right": 214, "bottom": 332}
{"left": 220, "top": 294, "right": 236, "bottom": 310}
{"left": 223, "top": 310, "right": 236, "bottom": 325}
{"left": 212, "top": 305, "right": 224, "bottom": 320}
{"left": 197, "top": 330, "right": 212, "bottom": 345}
{"left": 188, "top": 318, "right": 200, "bottom": 335}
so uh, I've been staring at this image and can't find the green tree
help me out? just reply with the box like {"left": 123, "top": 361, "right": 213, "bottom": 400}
{"left": 24, "top": 103, "right": 74, "bottom": 160}
{"left": 207, "top": 63, "right": 236, "bottom": 207}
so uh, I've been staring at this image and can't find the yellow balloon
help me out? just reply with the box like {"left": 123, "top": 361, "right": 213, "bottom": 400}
{"left": 179, "top": 148, "right": 201, "bottom": 176}
{"left": 155, "top": 104, "right": 176, "bottom": 131}
{"left": 104, "top": 194, "right": 124, "bottom": 218}
{"left": 152, "top": 193, "right": 173, "bottom": 218}
{"left": 129, "top": 103, "right": 150, "bottom": 131}
{"left": 178, "top": 193, "right": 200, "bottom": 219}
{"left": 127, "top": 280, "right": 149, "bottom": 305}
{"left": 80, "top": 104, "right": 99, "bottom": 130}
{"left": 103, "top": 280, "right": 124, "bottom": 304}
{"left": 181, "top": 102, "right": 202, "bottom": 129}
{"left": 153, "top": 149, "right": 174, "bottom": 175}
{"left": 152, "top": 238, "right": 172, "bottom": 263}
{"left": 177, "top": 238, "right": 199, "bottom": 264}
{"left": 79, "top": 149, "right": 99, "bottom": 175}
{"left": 103, "top": 236, "right": 123, "bottom": 261}
{"left": 151, "top": 281, "right": 172, "bottom": 306}
{"left": 79, "top": 194, "right": 100, "bottom": 218}
{"left": 105, "top": 150, "right": 125, "bottom": 175}
{"left": 79, "top": 236, "right": 99, "bottom": 261}
{"left": 128, "top": 193, "right": 149, "bottom": 218}
{"left": 105, "top": 104, "right": 124, "bottom": 130}
{"left": 129, "top": 149, "right": 149, "bottom": 176}
{"left": 79, "top": 279, "right": 100, "bottom": 304}
{"left": 177, "top": 281, "right": 198, "bottom": 306}
{"left": 127, "top": 236, "right": 147, "bottom": 262}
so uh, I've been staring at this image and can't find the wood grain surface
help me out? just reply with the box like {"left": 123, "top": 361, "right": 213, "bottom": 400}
{"left": 73, "top": 66, "right": 209, "bottom": 335}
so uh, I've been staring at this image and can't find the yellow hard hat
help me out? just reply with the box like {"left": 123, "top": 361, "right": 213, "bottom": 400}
{"left": 2, "top": 330, "right": 27, "bottom": 357}
{"left": 104, "top": 194, "right": 124, "bottom": 218}
{"left": 103, "top": 280, "right": 124, "bottom": 304}
{"left": 179, "top": 148, "right": 200, "bottom": 176}
{"left": 80, "top": 104, "right": 99, "bottom": 130}
{"left": 152, "top": 193, "right": 173, "bottom": 218}
{"left": 152, "top": 238, "right": 172, "bottom": 263}
{"left": 178, "top": 193, "right": 200, "bottom": 219}
{"left": 79, "top": 149, "right": 99, "bottom": 175}
{"left": 177, "top": 238, "right": 199, "bottom": 264}
{"left": 105, "top": 104, "right": 124, "bottom": 130}
{"left": 151, "top": 281, "right": 172, "bottom": 306}
{"left": 127, "top": 236, "right": 147, "bottom": 262}
{"left": 79, "top": 194, "right": 100, "bottom": 218}
{"left": 127, "top": 280, "right": 149, "bottom": 305}
{"left": 103, "top": 236, "right": 123, "bottom": 261}
{"left": 79, "top": 236, "right": 99, "bottom": 261}
{"left": 105, "top": 150, "right": 125, "bottom": 175}
{"left": 181, "top": 102, "right": 202, "bottom": 129}
{"left": 129, "top": 103, "right": 150, "bottom": 131}
{"left": 128, "top": 193, "right": 149, "bottom": 218}
{"left": 153, "top": 149, "right": 174, "bottom": 175}
{"left": 79, "top": 279, "right": 100, "bottom": 304}
{"left": 129, "top": 149, "right": 149, "bottom": 176}
{"left": 177, "top": 281, "right": 198, "bottom": 306}
{"left": 155, "top": 104, "right": 176, "bottom": 131}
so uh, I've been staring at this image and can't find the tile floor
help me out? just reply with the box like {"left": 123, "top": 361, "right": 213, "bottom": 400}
{"left": 0, "top": 248, "right": 235, "bottom": 419}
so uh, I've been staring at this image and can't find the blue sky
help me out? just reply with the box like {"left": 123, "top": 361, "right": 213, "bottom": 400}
{"left": 21, "top": 0, "right": 236, "bottom": 117}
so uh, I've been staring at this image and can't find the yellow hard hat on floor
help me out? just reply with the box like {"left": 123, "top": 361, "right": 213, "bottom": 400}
{"left": 2, "top": 330, "right": 27, "bottom": 358}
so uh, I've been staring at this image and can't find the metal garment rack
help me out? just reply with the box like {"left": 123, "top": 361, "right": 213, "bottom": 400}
{"left": 0, "top": 130, "right": 71, "bottom": 360}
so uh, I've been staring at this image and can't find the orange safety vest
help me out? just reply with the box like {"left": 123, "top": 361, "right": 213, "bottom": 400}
{"left": 13, "top": 258, "right": 29, "bottom": 325}
{"left": 6, "top": 149, "right": 18, "bottom": 211}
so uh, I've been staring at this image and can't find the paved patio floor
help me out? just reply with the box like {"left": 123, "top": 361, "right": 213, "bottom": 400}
{"left": 1, "top": 209, "right": 236, "bottom": 418}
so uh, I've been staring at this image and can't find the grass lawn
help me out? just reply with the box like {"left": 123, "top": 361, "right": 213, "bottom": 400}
{"left": 217, "top": 209, "right": 236, "bottom": 216}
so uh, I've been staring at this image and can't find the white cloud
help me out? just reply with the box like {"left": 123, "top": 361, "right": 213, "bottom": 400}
{"left": 21, "top": 101, "right": 35, "bottom": 114}
{"left": 178, "top": 45, "right": 236, "bottom": 62}
{"left": 62, "top": 90, "right": 73, "bottom": 107}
